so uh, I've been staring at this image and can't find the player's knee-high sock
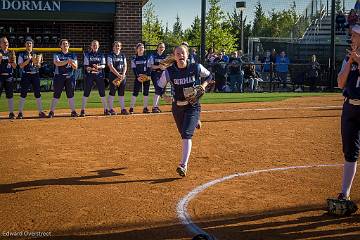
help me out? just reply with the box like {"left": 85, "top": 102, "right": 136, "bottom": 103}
{"left": 119, "top": 96, "right": 125, "bottom": 110}
{"left": 8, "top": 98, "right": 14, "bottom": 113}
{"left": 179, "top": 139, "right": 192, "bottom": 168}
{"left": 36, "top": 97, "right": 43, "bottom": 112}
{"left": 68, "top": 97, "right": 75, "bottom": 112}
{"left": 130, "top": 96, "right": 136, "bottom": 108}
{"left": 108, "top": 95, "right": 114, "bottom": 110}
{"left": 100, "top": 97, "right": 108, "bottom": 110}
{"left": 341, "top": 161, "right": 357, "bottom": 198}
{"left": 81, "top": 96, "right": 88, "bottom": 111}
{"left": 153, "top": 94, "right": 160, "bottom": 108}
{"left": 50, "top": 98, "right": 59, "bottom": 112}
{"left": 19, "top": 97, "right": 26, "bottom": 113}
{"left": 143, "top": 96, "right": 149, "bottom": 108}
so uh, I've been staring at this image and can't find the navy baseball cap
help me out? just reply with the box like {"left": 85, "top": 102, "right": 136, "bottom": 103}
{"left": 25, "top": 37, "right": 34, "bottom": 43}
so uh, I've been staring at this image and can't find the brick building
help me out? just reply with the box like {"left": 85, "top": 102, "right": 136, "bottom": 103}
{"left": 0, "top": 0, "right": 148, "bottom": 86}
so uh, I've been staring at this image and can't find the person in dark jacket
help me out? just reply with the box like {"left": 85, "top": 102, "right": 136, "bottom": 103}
{"left": 307, "top": 54, "right": 321, "bottom": 91}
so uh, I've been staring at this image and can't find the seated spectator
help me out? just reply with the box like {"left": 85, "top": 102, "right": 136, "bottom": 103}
{"left": 336, "top": 11, "right": 347, "bottom": 32}
{"left": 243, "top": 63, "right": 263, "bottom": 92}
{"left": 275, "top": 50, "right": 290, "bottom": 88}
{"left": 254, "top": 55, "right": 262, "bottom": 72}
{"left": 228, "top": 51, "right": 244, "bottom": 92}
{"left": 189, "top": 48, "right": 200, "bottom": 64}
{"left": 221, "top": 49, "right": 229, "bottom": 62}
{"left": 270, "top": 49, "right": 277, "bottom": 63}
{"left": 213, "top": 52, "right": 228, "bottom": 92}
{"left": 262, "top": 50, "right": 272, "bottom": 81}
{"left": 205, "top": 47, "right": 216, "bottom": 72}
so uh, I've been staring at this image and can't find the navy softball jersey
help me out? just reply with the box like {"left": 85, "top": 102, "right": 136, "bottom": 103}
{"left": 340, "top": 56, "right": 360, "bottom": 162}
{"left": 0, "top": 49, "right": 14, "bottom": 99}
{"left": 131, "top": 55, "right": 150, "bottom": 96}
{"left": 18, "top": 51, "right": 41, "bottom": 98}
{"left": 148, "top": 52, "right": 167, "bottom": 95}
{"left": 53, "top": 52, "right": 77, "bottom": 99}
{"left": 108, "top": 52, "right": 127, "bottom": 96}
{"left": 83, "top": 51, "right": 106, "bottom": 97}
{"left": 158, "top": 63, "right": 211, "bottom": 139}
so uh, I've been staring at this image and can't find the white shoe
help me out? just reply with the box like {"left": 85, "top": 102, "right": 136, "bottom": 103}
{"left": 176, "top": 165, "right": 187, "bottom": 177}
{"left": 294, "top": 87, "right": 303, "bottom": 92}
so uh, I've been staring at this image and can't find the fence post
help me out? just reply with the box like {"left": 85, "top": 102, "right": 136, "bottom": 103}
{"left": 270, "top": 62, "right": 273, "bottom": 92}
{"left": 327, "top": 0, "right": 329, "bottom": 16}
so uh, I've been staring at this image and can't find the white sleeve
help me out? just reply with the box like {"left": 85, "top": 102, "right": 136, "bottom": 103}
{"left": 158, "top": 70, "right": 169, "bottom": 88}
{"left": 18, "top": 54, "right": 23, "bottom": 65}
{"left": 131, "top": 59, "right": 136, "bottom": 68}
{"left": 101, "top": 55, "right": 106, "bottom": 66}
{"left": 339, "top": 58, "right": 347, "bottom": 73}
{"left": 199, "top": 64, "right": 211, "bottom": 78}
{"left": 83, "top": 53, "right": 89, "bottom": 66}
{"left": 107, "top": 56, "right": 113, "bottom": 66}
{"left": 148, "top": 55, "right": 154, "bottom": 67}
{"left": 53, "top": 53, "right": 60, "bottom": 63}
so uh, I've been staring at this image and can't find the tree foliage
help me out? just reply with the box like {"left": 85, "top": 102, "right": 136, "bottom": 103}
{"left": 142, "top": 2, "right": 163, "bottom": 45}
{"left": 251, "top": 1, "right": 301, "bottom": 38}
{"left": 184, "top": 16, "right": 201, "bottom": 47}
{"left": 206, "top": 0, "right": 237, "bottom": 53}
{"left": 142, "top": 0, "right": 306, "bottom": 54}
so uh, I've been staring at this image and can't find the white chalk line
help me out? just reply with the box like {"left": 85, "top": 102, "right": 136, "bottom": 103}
{"left": 1, "top": 105, "right": 341, "bottom": 121}
{"left": 176, "top": 164, "right": 343, "bottom": 237}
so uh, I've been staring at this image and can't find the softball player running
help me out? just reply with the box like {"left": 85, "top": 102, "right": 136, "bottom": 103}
{"left": 158, "top": 45, "right": 212, "bottom": 177}
{"left": 107, "top": 41, "right": 128, "bottom": 115}
{"left": 80, "top": 40, "right": 108, "bottom": 117}
{"left": 336, "top": 24, "right": 360, "bottom": 200}
{"left": 48, "top": 39, "right": 78, "bottom": 118}
{"left": 17, "top": 37, "right": 45, "bottom": 119}
{"left": 129, "top": 43, "right": 151, "bottom": 114}
{"left": 148, "top": 42, "right": 167, "bottom": 113}
{"left": 0, "top": 37, "right": 17, "bottom": 119}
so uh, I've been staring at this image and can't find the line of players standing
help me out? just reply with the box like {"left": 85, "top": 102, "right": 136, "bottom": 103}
{"left": 0, "top": 37, "right": 186, "bottom": 119}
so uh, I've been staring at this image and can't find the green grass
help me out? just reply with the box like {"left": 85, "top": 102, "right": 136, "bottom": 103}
{"left": 0, "top": 91, "right": 337, "bottom": 112}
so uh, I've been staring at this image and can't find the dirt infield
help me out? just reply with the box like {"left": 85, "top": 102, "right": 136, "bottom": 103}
{"left": 0, "top": 95, "right": 359, "bottom": 240}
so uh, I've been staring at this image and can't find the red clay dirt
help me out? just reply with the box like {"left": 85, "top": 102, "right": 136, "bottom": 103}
{"left": 0, "top": 94, "right": 359, "bottom": 240}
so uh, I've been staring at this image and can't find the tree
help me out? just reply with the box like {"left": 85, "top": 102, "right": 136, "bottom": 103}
{"left": 206, "top": 0, "right": 236, "bottom": 53}
{"left": 251, "top": 1, "right": 270, "bottom": 37}
{"left": 268, "top": 3, "right": 299, "bottom": 38}
{"left": 225, "top": 9, "right": 251, "bottom": 51}
{"left": 142, "top": 2, "right": 163, "bottom": 46}
{"left": 183, "top": 16, "right": 201, "bottom": 47}
{"left": 172, "top": 15, "right": 183, "bottom": 40}
{"left": 250, "top": 1, "right": 303, "bottom": 38}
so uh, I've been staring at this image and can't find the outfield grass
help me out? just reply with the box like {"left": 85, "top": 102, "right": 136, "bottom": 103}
{"left": 0, "top": 91, "right": 337, "bottom": 112}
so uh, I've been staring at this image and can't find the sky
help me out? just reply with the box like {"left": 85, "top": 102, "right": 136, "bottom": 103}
{"left": 146, "top": 0, "right": 354, "bottom": 30}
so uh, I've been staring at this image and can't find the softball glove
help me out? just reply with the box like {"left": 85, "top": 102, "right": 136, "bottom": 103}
{"left": 183, "top": 85, "right": 205, "bottom": 105}
{"left": 138, "top": 74, "right": 151, "bottom": 83}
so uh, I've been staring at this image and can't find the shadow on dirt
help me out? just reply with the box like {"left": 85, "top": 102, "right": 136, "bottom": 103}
{"left": 45, "top": 204, "right": 359, "bottom": 240}
{"left": 0, "top": 168, "right": 181, "bottom": 194}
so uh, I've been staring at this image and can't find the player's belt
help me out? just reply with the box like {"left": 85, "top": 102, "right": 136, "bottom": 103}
{"left": 175, "top": 100, "right": 189, "bottom": 106}
{"left": 348, "top": 98, "right": 360, "bottom": 106}
{"left": 55, "top": 74, "right": 71, "bottom": 78}
{"left": 25, "top": 72, "right": 37, "bottom": 74}
{"left": 0, "top": 73, "right": 9, "bottom": 76}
